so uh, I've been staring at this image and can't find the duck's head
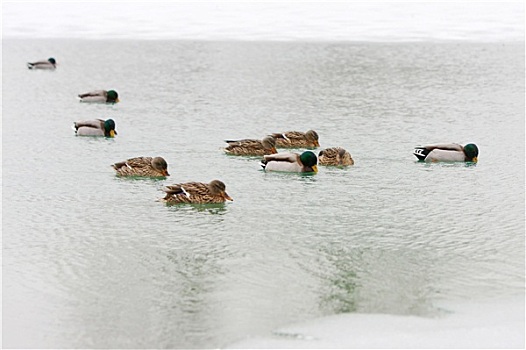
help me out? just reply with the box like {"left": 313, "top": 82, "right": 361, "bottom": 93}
{"left": 209, "top": 180, "right": 233, "bottom": 201}
{"left": 107, "top": 90, "right": 119, "bottom": 103}
{"left": 48, "top": 57, "right": 56, "bottom": 64}
{"left": 464, "top": 143, "right": 479, "bottom": 162}
{"left": 300, "top": 151, "right": 318, "bottom": 172}
{"left": 306, "top": 130, "right": 320, "bottom": 147}
{"left": 262, "top": 136, "right": 277, "bottom": 153}
{"left": 104, "top": 119, "right": 117, "bottom": 138}
{"left": 152, "top": 157, "right": 170, "bottom": 176}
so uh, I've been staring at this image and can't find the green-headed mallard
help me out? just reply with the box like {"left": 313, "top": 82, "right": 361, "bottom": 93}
{"left": 78, "top": 90, "right": 119, "bottom": 103}
{"left": 271, "top": 130, "right": 320, "bottom": 148}
{"left": 74, "top": 119, "right": 117, "bottom": 138}
{"left": 27, "top": 57, "right": 56, "bottom": 70}
{"left": 112, "top": 156, "right": 170, "bottom": 177}
{"left": 318, "top": 147, "right": 354, "bottom": 166}
{"left": 413, "top": 143, "right": 479, "bottom": 163}
{"left": 260, "top": 151, "right": 318, "bottom": 173}
{"left": 224, "top": 136, "right": 277, "bottom": 156}
{"left": 161, "top": 180, "right": 233, "bottom": 204}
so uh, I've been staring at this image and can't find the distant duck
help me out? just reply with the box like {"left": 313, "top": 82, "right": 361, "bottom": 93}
{"left": 318, "top": 147, "right": 354, "bottom": 166}
{"left": 112, "top": 156, "right": 170, "bottom": 177}
{"left": 413, "top": 143, "right": 479, "bottom": 163}
{"left": 27, "top": 57, "right": 56, "bottom": 70}
{"left": 161, "top": 180, "right": 233, "bottom": 204}
{"left": 224, "top": 136, "right": 277, "bottom": 156}
{"left": 74, "top": 119, "right": 117, "bottom": 138}
{"left": 261, "top": 151, "right": 318, "bottom": 173}
{"left": 271, "top": 130, "right": 320, "bottom": 148}
{"left": 78, "top": 90, "right": 119, "bottom": 103}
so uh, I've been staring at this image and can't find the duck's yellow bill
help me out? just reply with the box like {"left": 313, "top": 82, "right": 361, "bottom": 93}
{"left": 115, "top": 98, "right": 120, "bottom": 103}
{"left": 109, "top": 130, "right": 115, "bottom": 137}
{"left": 472, "top": 157, "right": 478, "bottom": 163}
{"left": 312, "top": 165, "right": 318, "bottom": 173}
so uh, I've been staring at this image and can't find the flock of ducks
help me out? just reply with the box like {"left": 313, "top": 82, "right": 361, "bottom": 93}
{"left": 28, "top": 57, "right": 479, "bottom": 204}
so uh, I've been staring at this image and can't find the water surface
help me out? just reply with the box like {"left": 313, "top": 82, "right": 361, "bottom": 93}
{"left": 2, "top": 39, "right": 524, "bottom": 348}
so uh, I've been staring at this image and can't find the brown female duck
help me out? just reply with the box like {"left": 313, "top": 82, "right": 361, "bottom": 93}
{"left": 271, "top": 130, "right": 320, "bottom": 148}
{"left": 161, "top": 180, "right": 233, "bottom": 204}
{"left": 112, "top": 156, "right": 169, "bottom": 177}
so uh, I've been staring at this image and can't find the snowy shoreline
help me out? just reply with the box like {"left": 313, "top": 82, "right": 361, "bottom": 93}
{"left": 226, "top": 296, "right": 525, "bottom": 349}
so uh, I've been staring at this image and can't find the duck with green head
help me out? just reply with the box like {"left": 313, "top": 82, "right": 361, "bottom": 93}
{"left": 413, "top": 143, "right": 479, "bottom": 163}
{"left": 74, "top": 119, "right": 117, "bottom": 137}
{"left": 78, "top": 90, "right": 119, "bottom": 103}
{"left": 27, "top": 57, "right": 56, "bottom": 70}
{"left": 112, "top": 156, "right": 170, "bottom": 177}
{"left": 260, "top": 151, "right": 318, "bottom": 173}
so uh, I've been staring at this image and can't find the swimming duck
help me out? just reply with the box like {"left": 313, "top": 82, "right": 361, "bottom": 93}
{"left": 112, "top": 156, "right": 170, "bottom": 177}
{"left": 413, "top": 143, "right": 479, "bottom": 163}
{"left": 271, "top": 130, "right": 320, "bottom": 148}
{"left": 224, "top": 136, "right": 277, "bottom": 156}
{"left": 78, "top": 90, "right": 119, "bottom": 103}
{"left": 261, "top": 151, "right": 318, "bottom": 173}
{"left": 27, "top": 57, "right": 56, "bottom": 70}
{"left": 74, "top": 119, "right": 117, "bottom": 137}
{"left": 161, "top": 180, "right": 233, "bottom": 204}
{"left": 318, "top": 147, "right": 354, "bottom": 166}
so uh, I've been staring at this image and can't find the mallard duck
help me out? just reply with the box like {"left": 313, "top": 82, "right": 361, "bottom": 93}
{"left": 271, "top": 130, "right": 320, "bottom": 148}
{"left": 112, "top": 156, "right": 170, "bottom": 177}
{"left": 74, "top": 119, "right": 117, "bottom": 137}
{"left": 78, "top": 90, "right": 119, "bottom": 103}
{"left": 27, "top": 57, "right": 56, "bottom": 70}
{"left": 261, "top": 151, "right": 318, "bottom": 173}
{"left": 318, "top": 147, "right": 354, "bottom": 166}
{"left": 413, "top": 143, "right": 479, "bottom": 162}
{"left": 224, "top": 136, "right": 277, "bottom": 156}
{"left": 161, "top": 180, "right": 233, "bottom": 204}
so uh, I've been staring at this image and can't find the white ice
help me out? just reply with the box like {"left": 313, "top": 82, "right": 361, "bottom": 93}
{"left": 227, "top": 297, "right": 525, "bottom": 349}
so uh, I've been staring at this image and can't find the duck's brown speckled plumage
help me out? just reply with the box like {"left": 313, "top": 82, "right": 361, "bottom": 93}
{"left": 318, "top": 147, "right": 354, "bottom": 166}
{"left": 162, "top": 180, "right": 233, "bottom": 204}
{"left": 112, "top": 156, "right": 169, "bottom": 177}
{"left": 271, "top": 130, "right": 320, "bottom": 148}
{"left": 224, "top": 136, "right": 277, "bottom": 156}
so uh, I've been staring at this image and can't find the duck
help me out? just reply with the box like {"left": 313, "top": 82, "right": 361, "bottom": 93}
{"left": 74, "top": 119, "right": 117, "bottom": 137}
{"left": 27, "top": 57, "right": 56, "bottom": 70}
{"left": 260, "top": 151, "right": 318, "bottom": 173}
{"left": 78, "top": 90, "right": 119, "bottom": 103}
{"left": 318, "top": 147, "right": 354, "bottom": 166}
{"left": 271, "top": 130, "right": 320, "bottom": 148}
{"left": 224, "top": 136, "right": 277, "bottom": 156}
{"left": 161, "top": 180, "right": 233, "bottom": 204}
{"left": 413, "top": 143, "right": 479, "bottom": 163}
{"left": 112, "top": 156, "right": 170, "bottom": 177}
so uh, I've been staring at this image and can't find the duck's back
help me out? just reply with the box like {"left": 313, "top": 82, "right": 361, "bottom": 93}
{"left": 264, "top": 161, "right": 302, "bottom": 172}
{"left": 263, "top": 153, "right": 303, "bottom": 172}
{"left": 425, "top": 149, "right": 465, "bottom": 162}
{"left": 76, "top": 127, "right": 105, "bottom": 136}
{"left": 75, "top": 120, "right": 105, "bottom": 136}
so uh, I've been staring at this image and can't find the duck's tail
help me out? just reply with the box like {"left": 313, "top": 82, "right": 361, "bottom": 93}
{"left": 413, "top": 147, "right": 430, "bottom": 161}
